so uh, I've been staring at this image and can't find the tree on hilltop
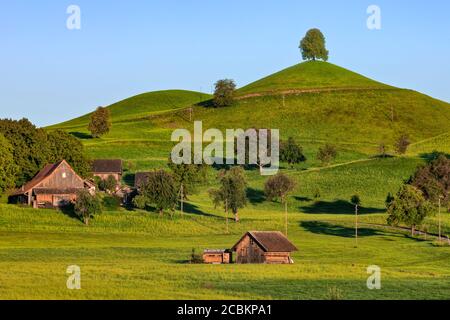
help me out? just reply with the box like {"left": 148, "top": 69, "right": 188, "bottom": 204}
{"left": 299, "top": 28, "right": 329, "bottom": 61}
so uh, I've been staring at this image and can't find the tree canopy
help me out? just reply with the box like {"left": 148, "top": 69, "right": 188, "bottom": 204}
{"left": 0, "top": 134, "right": 17, "bottom": 193}
{"left": 88, "top": 107, "right": 111, "bottom": 138}
{"left": 213, "top": 79, "right": 236, "bottom": 107}
{"left": 74, "top": 190, "right": 102, "bottom": 226}
{"left": 280, "top": 137, "right": 306, "bottom": 168}
{"left": 133, "top": 170, "right": 178, "bottom": 216}
{"left": 299, "top": 28, "right": 329, "bottom": 61}
{"left": 209, "top": 167, "right": 247, "bottom": 222}
{"left": 386, "top": 184, "right": 433, "bottom": 235}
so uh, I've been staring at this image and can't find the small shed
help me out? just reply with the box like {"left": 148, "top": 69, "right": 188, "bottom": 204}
{"left": 203, "top": 249, "right": 232, "bottom": 264}
{"left": 92, "top": 159, "right": 123, "bottom": 182}
{"left": 232, "top": 231, "right": 298, "bottom": 264}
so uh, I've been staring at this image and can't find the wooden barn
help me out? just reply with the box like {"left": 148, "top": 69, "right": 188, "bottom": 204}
{"left": 92, "top": 159, "right": 123, "bottom": 182}
{"left": 232, "top": 231, "right": 298, "bottom": 264}
{"left": 11, "top": 160, "right": 94, "bottom": 208}
{"left": 203, "top": 249, "right": 232, "bottom": 264}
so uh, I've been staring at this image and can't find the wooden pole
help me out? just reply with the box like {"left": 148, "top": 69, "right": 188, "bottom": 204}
{"left": 355, "top": 204, "right": 358, "bottom": 247}
{"left": 438, "top": 197, "right": 442, "bottom": 242}
{"left": 285, "top": 199, "right": 288, "bottom": 237}
{"left": 180, "top": 184, "right": 184, "bottom": 215}
{"left": 226, "top": 198, "right": 229, "bottom": 234}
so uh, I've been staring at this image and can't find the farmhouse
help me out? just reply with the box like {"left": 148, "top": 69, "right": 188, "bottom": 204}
{"left": 232, "top": 231, "right": 298, "bottom": 264}
{"left": 203, "top": 249, "right": 232, "bottom": 264}
{"left": 11, "top": 160, "right": 94, "bottom": 208}
{"left": 92, "top": 159, "right": 123, "bottom": 181}
{"left": 134, "top": 172, "right": 151, "bottom": 189}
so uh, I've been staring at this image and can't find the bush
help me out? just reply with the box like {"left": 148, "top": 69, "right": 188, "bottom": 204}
{"left": 317, "top": 144, "right": 338, "bottom": 165}
{"left": 189, "top": 248, "right": 204, "bottom": 264}
{"left": 102, "top": 195, "right": 121, "bottom": 211}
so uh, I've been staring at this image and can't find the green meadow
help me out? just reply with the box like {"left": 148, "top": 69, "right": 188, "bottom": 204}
{"left": 1, "top": 61, "right": 450, "bottom": 299}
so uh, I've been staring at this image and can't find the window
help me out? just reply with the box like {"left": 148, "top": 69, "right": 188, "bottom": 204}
{"left": 62, "top": 172, "right": 67, "bottom": 179}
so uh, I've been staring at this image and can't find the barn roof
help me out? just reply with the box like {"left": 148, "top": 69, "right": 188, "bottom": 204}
{"left": 92, "top": 159, "right": 122, "bottom": 173}
{"left": 11, "top": 160, "right": 65, "bottom": 196}
{"left": 232, "top": 231, "right": 298, "bottom": 252}
{"left": 134, "top": 172, "right": 152, "bottom": 188}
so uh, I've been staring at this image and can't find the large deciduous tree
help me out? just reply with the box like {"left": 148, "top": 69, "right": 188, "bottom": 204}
{"left": 88, "top": 107, "right": 111, "bottom": 138}
{"left": 133, "top": 170, "right": 178, "bottom": 216}
{"left": 299, "top": 28, "right": 329, "bottom": 61}
{"left": 0, "top": 118, "right": 50, "bottom": 186}
{"left": 213, "top": 79, "right": 236, "bottom": 108}
{"left": 0, "top": 134, "right": 18, "bottom": 193}
{"left": 386, "top": 184, "right": 433, "bottom": 236}
{"left": 47, "top": 130, "right": 91, "bottom": 178}
{"left": 264, "top": 173, "right": 296, "bottom": 236}
{"left": 209, "top": 167, "right": 247, "bottom": 223}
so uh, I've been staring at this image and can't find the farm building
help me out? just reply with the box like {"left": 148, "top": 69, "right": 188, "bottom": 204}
{"left": 134, "top": 172, "right": 152, "bottom": 189}
{"left": 232, "top": 231, "right": 298, "bottom": 264}
{"left": 92, "top": 159, "right": 123, "bottom": 182}
{"left": 10, "top": 160, "right": 94, "bottom": 208}
{"left": 203, "top": 249, "right": 232, "bottom": 264}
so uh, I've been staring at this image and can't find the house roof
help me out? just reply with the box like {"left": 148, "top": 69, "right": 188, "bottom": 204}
{"left": 92, "top": 159, "right": 122, "bottom": 174}
{"left": 232, "top": 231, "right": 298, "bottom": 252}
{"left": 11, "top": 160, "right": 65, "bottom": 196}
{"left": 134, "top": 172, "right": 152, "bottom": 188}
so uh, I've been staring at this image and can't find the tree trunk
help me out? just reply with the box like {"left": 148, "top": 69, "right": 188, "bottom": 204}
{"left": 411, "top": 225, "right": 415, "bottom": 237}
{"left": 234, "top": 211, "right": 239, "bottom": 222}
{"left": 225, "top": 199, "right": 229, "bottom": 234}
{"left": 84, "top": 217, "right": 89, "bottom": 226}
{"left": 159, "top": 209, "right": 163, "bottom": 217}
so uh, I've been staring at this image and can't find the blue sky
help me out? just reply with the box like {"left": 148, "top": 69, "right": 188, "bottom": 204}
{"left": 1, "top": 0, "right": 449, "bottom": 127}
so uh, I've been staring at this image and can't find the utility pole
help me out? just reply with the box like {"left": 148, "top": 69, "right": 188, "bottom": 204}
{"left": 284, "top": 198, "right": 288, "bottom": 237}
{"left": 438, "top": 196, "right": 442, "bottom": 242}
{"left": 180, "top": 184, "right": 184, "bottom": 215}
{"left": 355, "top": 204, "right": 358, "bottom": 247}
{"left": 225, "top": 198, "right": 229, "bottom": 234}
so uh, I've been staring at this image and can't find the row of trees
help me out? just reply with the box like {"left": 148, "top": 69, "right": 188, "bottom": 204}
{"left": 0, "top": 118, "right": 91, "bottom": 193}
{"left": 386, "top": 154, "right": 450, "bottom": 236}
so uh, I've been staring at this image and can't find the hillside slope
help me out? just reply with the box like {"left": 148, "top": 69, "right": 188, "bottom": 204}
{"left": 50, "top": 62, "right": 450, "bottom": 171}
{"left": 237, "top": 61, "right": 392, "bottom": 96}
{"left": 51, "top": 90, "right": 211, "bottom": 130}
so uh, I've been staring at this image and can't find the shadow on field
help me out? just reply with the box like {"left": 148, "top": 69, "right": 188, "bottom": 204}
{"left": 69, "top": 132, "right": 92, "bottom": 140}
{"left": 300, "top": 221, "right": 381, "bottom": 238}
{"left": 123, "top": 172, "right": 135, "bottom": 187}
{"left": 300, "top": 200, "right": 384, "bottom": 215}
{"left": 247, "top": 188, "right": 265, "bottom": 204}
{"left": 183, "top": 202, "right": 220, "bottom": 219}
{"left": 294, "top": 196, "right": 312, "bottom": 202}
{"left": 419, "top": 151, "right": 450, "bottom": 162}
{"left": 59, "top": 204, "right": 82, "bottom": 223}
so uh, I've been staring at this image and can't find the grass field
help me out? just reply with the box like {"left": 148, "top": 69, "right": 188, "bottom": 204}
{"left": 1, "top": 61, "right": 449, "bottom": 300}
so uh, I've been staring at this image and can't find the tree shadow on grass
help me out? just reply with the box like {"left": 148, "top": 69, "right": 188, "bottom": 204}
{"left": 247, "top": 187, "right": 265, "bottom": 205}
{"left": 183, "top": 202, "right": 220, "bottom": 219}
{"left": 300, "top": 200, "right": 384, "bottom": 215}
{"left": 418, "top": 151, "right": 450, "bottom": 162}
{"left": 293, "top": 196, "right": 312, "bottom": 202}
{"left": 123, "top": 172, "right": 135, "bottom": 187}
{"left": 300, "top": 221, "right": 381, "bottom": 238}
{"left": 69, "top": 132, "right": 93, "bottom": 140}
{"left": 59, "top": 204, "right": 83, "bottom": 223}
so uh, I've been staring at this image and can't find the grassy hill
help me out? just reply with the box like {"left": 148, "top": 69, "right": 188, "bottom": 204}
{"left": 2, "top": 61, "right": 449, "bottom": 300}
{"left": 236, "top": 61, "right": 392, "bottom": 96}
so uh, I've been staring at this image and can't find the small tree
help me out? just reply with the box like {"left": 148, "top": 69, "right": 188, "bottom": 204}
{"left": 317, "top": 144, "right": 338, "bottom": 166}
{"left": 386, "top": 185, "right": 433, "bottom": 236}
{"left": 350, "top": 195, "right": 361, "bottom": 247}
{"left": 213, "top": 79, "right": 236, "bottom": 108}
{"left": 88, "top": 107, "right": 111, "bottom": 138}
{"left": 209, "top": 167, "right": 247, "bottom": 224}
{"left": 264, "top": 173, "right": 296, "bottom": 236}
{"left": 74, "top": 190, "right": 102, "bottom": 225}
{"left": 299, "top": 28, "right": 329, "bottom": 61}
{"left": 280, "top": 137, "right": 307, "bottom": 168}
{"left": 377, "top": 142, "right": 388, "bottom": 158}
{"left": 103, "top": 175, "right": 118, "bottom": 193}
{"left": 132, "top": 170, "right": 177, "bottom": 216}
{"left": 394, "top": 134, "right": 410, "bottom": 155}
{"left": 168, "top": 158, "right": 206, "bottom": 214}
